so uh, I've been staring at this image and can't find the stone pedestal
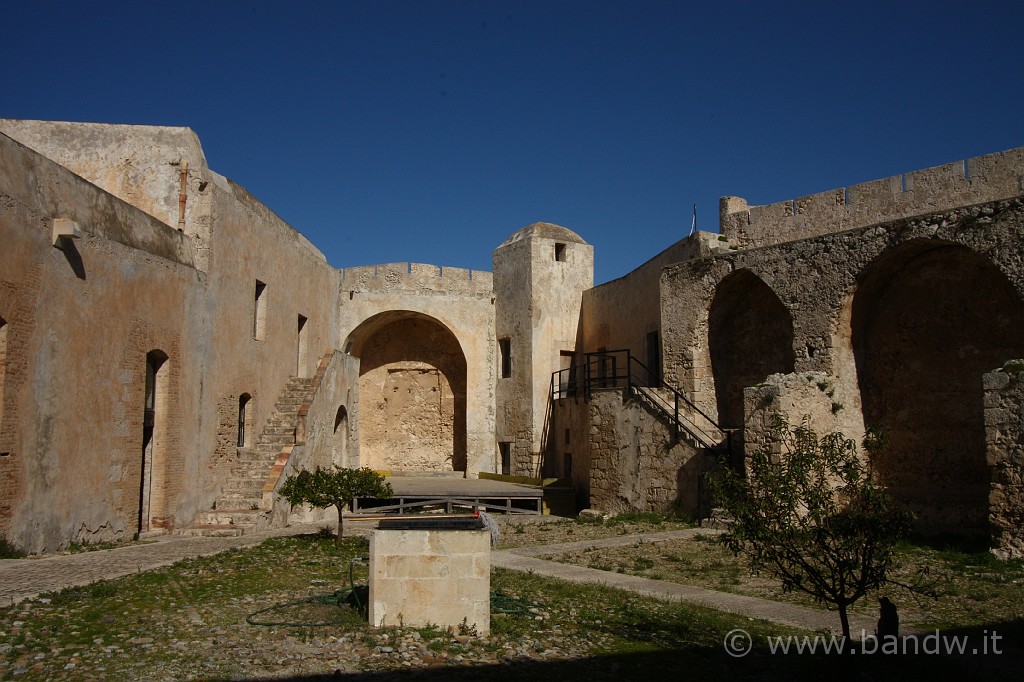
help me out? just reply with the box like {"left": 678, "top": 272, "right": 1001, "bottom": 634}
{"left": 369, "top": 529, "right": 491, "bottom": 634}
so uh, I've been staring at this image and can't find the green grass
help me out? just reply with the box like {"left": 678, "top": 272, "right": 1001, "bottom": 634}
{"left": 1, "top": 529, "right": 1016, "bottom": 681}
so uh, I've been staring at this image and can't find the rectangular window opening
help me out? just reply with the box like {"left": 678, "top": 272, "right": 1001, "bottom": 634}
{"left": 554, "top": 242, "right": 567, "bottom": 262}
{"left": 499, "top": 338, "right": 511, "bottom": 378}
{"left": 499, "top": 442, "right": 511, "bottom": 476}
{"left": 253, "top": 281, "right": 267, "bottom": 340}
{"left": 297, "top": 314, "right": 309, "bottom": 378}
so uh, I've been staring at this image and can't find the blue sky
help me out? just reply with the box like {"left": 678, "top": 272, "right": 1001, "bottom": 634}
{"left": 6, "top": 1, "right": 1023, "bottom": 283}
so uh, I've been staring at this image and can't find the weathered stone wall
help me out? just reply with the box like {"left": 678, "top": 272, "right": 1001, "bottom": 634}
{"left": 741, "top": 372, "right": 867, "bottom": 465}
{"left": 339, "top": 264, "right": 494, "bottom": 475}
{"left": 721, "top": 147, "right": 1024, "bottom": 249}
{"left": 357, "top": 317, "right": 466, "bottom": 472}
{"left": 295, "top": 351, "right": 361, "bottom": 472}
{"left": 663, "top": 199, "right": 1024, "bottom": 414}
{"left": 580, "top": 232, "right": 723, "bottom": 362}
{"left": 0, "top": 119, "right": 216, "bottom": 269}
{"left": 493, "top": 235, "right": 534, "bottom": 474}
{"left": 0, "top": 124, "right": 344, "bottom": 552}
{"left": 662, "top": 198, "right": 1024, "bottom": 543}
{"left": 547, "top": 395, "right": 592, "bottom": 507}
{"left": 985, "top": 363, "right": 1024, "bottom": 559}
{"left": 494, "top": 224, "right": 594, "bottom": 477}
{"left": 0, "top": 134, "right": 210, "bottom": 552}
{"left": 586, "top": 391, "right": 714, "bottom": 517}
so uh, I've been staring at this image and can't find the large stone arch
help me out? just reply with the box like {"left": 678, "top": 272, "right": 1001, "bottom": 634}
{"left": 708, "top": 269, "right": 796, "bottom": 434}
{"left": 851, "top": 239, "right": 1024, "bottom": 540}
{"left": 345, "top": 311, "right": 468, "bottom": 473}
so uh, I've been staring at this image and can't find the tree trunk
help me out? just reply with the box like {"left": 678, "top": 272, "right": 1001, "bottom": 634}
{"left": 838, "top": 603, "right": 851, "bottom": 641}
{"left": 336, "top": 504, "right": 345, "bottom": 545}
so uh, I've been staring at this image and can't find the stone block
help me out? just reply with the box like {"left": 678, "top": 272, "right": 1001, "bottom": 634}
{"left": 369, "top": 529, "right": 490, "bottom": 635}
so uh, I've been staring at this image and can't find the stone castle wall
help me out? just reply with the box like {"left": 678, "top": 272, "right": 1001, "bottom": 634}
{"left": 721, "top": 147, "right": 1024, "bottom": 249}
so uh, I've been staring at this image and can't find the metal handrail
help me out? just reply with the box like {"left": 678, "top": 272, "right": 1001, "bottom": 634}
{"left": 552, "top": 350, "right": 733, "bottom": 454}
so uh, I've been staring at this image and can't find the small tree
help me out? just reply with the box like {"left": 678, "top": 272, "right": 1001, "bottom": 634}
{"left": 708, "top": 417, "right": 915, "bottom": 639}
{"left": 279, "top": 466, "right": 393, "bottom": 544}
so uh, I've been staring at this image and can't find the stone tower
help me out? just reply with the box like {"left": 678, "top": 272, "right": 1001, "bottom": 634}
{"left": 493, "top": 223, "right": 594, "bottom": 476}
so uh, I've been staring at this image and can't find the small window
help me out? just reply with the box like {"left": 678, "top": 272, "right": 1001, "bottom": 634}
{"left": 253, "top": 280, "right": 267, "bottom": 340}
{"left": 296, "top": 314, "right": 308, "bottom": 378}
{"left": 499, "top": 338, "right": 511, "bottom": 378}
{"left": 499, "top": 442, "right": 511, "bottom": 476}
{"left": 554, "top": 243, "right": 567, "bottom": 262}
{"left": 0, "top": 317, "right": 7, "bottom": 430}
{"left": 237, "top": 393, "right": 252, "bottom": 447}
{"left": 564, "top": 428, "right": 571, "bottom": 445}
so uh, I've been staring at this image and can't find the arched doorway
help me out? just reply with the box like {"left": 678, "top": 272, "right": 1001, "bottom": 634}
{"left": 852, "top": 241, "right": 1024, "bottom": 540}
{"left": 347, "top": 312, "right": 468, "bottom": 473}
{"left": 708, "top": 270, "right": 796, "bottom": 436}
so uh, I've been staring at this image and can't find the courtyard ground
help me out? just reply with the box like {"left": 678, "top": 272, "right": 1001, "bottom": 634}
{"left": 0, "top": 515, "right": 1020, "bottom": 680}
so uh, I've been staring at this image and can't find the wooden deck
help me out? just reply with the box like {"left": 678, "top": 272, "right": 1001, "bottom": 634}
{"left": 351, "top": 476, "right": 544, "bottom": 515}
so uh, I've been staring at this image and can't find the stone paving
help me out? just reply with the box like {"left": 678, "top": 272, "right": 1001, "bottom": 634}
{"left": 0, "top": 524, "right": 327, "bottom": 606}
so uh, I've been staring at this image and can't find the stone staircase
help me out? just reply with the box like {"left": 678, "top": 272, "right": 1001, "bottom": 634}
{"left": 181, "top": 376, "right": 316, "bottom": 536}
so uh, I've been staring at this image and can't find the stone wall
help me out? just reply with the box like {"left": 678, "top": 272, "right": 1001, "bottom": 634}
{"left": 720, "top": 147, "right": 1024, "bottom": 249}
{"left": 985, "top": 362, "right": 1024, "bottom": 559}
{"left": 741, "top": 372, "right": 867, "bottom": 465}
{"left": 0, "top": 134, "right": 210, "bottom": 551}
{"left": 339, "top": 266, "right": 494, "bottom": 475}
{"left": 586, "top": 391, "right": 715, "bottom": 517}
{"left": 580, "top": 232, "right": 723, "bottom": 362}
{"left": 0, "top": 124, "right": 344, "bottom": 552}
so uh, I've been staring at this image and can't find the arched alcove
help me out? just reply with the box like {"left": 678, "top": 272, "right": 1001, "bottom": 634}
{"left": 708, "top": 270, "right": 796, "bottom": 431}
{"left": 851, "top": 241, "right": 1024, "bottom": 540}
{"left": 346, "top": 312, "right": 467, "bottom": 472}
{"left": 333, "top": 405, "right": 349, "bottom": 467}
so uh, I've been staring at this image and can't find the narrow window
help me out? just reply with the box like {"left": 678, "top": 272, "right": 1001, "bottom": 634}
{"left": 564, "top": 428, "right": 571, "bottom": 445}
{"left": 296, "top": 314, "right": 308, "bottom": 377}
{"left": 554, "top": 242, "right": 567, "bottom": 262}
{"left": 141, "top": 350, "right": 168, "bottom": 533}
{"left": 237, "top": 393, "right": 252, "bottom": 447}
{"left": 253, "top": 280, "right": 267, "bottom": 340}
{"left": 0, "top": 317, "right": 7, "bottom": 451}
{"left": 499, "top": 442, "right": 511, "bottom": 476}
{"left": 646, "top": 330, "right": 661, "bottom": 387}
{"left": 499, "top": 338, "right": 511, "bottom": 378}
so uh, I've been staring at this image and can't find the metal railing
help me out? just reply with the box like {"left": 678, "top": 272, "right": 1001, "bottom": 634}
{"left": 552, "top": 349, "right": 732, "bottom": 454}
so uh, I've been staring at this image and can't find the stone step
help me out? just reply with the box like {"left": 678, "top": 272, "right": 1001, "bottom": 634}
{"left": 224, "top": 476, "right": 265, "bottom": 490}
{"left": 196, "top": 510, "right": 269, "bottom": 527}
{"left": 173, "top": 525, "right": 245, "bottom": 537}
{"left": 214, "top": 495, "right": 264, "bottom": 510}
{"left": 230, "top": 464, "right": 269, "bottom": 477}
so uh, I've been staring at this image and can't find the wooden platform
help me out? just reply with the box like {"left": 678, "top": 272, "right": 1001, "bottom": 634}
{"left": 351, "top": 476, "right": 544, "bottom": 515}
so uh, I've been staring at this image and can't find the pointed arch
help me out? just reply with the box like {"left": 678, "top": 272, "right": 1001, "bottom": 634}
{"left": 851, "top": 240, "right": 1024, "bottom": 539}
{"left": 708, "top": 270, "right": 795, "bottom": 432}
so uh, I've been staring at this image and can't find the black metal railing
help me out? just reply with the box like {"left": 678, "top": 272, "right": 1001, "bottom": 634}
{"left": 552, "top": 349, "right": 732, "bottom": 454}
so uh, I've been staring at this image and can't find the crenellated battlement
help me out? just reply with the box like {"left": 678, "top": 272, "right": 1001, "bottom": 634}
{"left": 720, "top": 146, "right": 1024, "bottom": 248}
{"left": 339, "top": 262, "right": 493, "bottom": 296}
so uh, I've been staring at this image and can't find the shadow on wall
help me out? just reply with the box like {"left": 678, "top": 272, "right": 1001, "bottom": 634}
{"left": 851, "top": 240, "right": 1024, "bottom": 541}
